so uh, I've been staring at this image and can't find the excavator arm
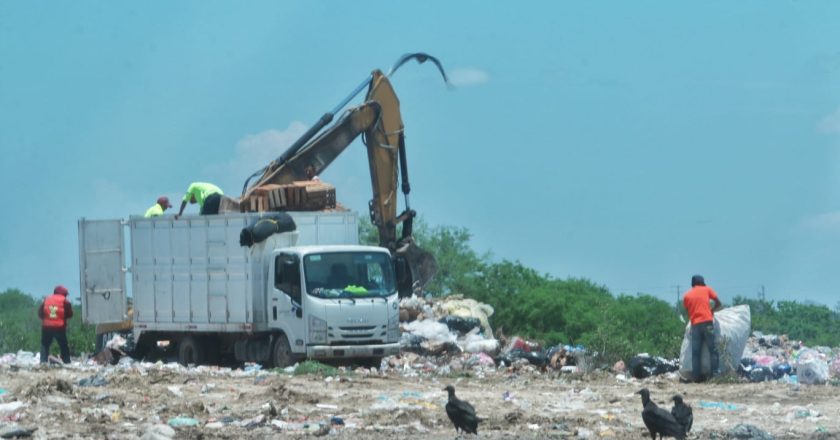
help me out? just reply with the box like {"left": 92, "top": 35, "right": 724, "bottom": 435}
{"left": 242, "top": 54, "right": 447, "bottom": 296}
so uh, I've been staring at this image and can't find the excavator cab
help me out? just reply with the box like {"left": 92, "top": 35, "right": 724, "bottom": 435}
{"left": 242, "top": 54, "right": 447, "bottom": 296}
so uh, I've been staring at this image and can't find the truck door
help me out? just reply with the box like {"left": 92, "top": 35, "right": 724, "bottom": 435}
{"left": 270, "top": 253, "right": 306, "bottom": 351}
{"left": 78, "top": 218, "right": 128, "bottom": 324}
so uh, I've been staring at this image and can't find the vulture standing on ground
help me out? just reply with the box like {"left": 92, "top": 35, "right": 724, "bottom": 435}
{"left": 636, "top": 388, "right": 686, "bottom": 439}
{"left": 444, "top": 385, "right": 482, "bottom": 434}
{"left": 670, "top": 394, "right": 693, "bottom": 434}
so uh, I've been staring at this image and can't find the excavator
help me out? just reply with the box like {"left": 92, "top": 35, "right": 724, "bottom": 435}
{"left": 94, "top": 54, "right": 445, "bottom": 354}
{"left": 241, "top": 53, "right": 446, "bottom": 297}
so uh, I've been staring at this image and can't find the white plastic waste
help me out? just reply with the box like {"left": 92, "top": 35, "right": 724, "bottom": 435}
{"left": 402, "top": 320, "right": 457, "bottom": 345}
{"left": 461, "top": 332, "right": 500, "bottom": 354}
{"left": 796, "top": 349, "right": 828, "bottom": 385}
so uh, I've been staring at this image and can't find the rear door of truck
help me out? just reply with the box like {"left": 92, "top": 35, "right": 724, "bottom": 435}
{"left": 78, "top": 218, "right": 128, "bottom": 324}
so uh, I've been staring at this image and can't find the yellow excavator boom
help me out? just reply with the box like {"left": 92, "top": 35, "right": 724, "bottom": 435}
{"left": 242, "top": 54, "right": 447, "bottom": 296}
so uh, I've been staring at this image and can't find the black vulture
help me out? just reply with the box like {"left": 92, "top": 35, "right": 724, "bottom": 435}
{"left": 636, "top": 388, "right": 686, "bottom": 440}
{"left": 670, "top": 394, "right": 693, "bottom": 434}
{"left": 444, "top": 385, "right": 482, "bottom": 434}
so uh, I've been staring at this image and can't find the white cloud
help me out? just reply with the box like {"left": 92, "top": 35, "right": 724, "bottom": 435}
{"left": 799, "top": 211, "right": 840, "bottom": 233}
{"left": 448, "top": 67, "right": 489, "bottom": 87}
{"left": 207, "top": 121, "right": 308, "bottom": 187}
{"left": 234, "top": 121, "right": 309, "bottom": 168}
{"left": 818, "top": 107, "right": 840, "bottom": 134}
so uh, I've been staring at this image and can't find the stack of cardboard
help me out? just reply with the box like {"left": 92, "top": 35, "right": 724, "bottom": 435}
{"left": 242, "top": 181, "right": 336, "bottom": 212}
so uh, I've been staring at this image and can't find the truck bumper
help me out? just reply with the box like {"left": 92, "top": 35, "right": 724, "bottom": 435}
{"left": 306, "top": 343, "right": 400, "bottom": 359}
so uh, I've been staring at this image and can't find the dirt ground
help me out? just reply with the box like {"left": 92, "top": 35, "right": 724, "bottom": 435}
{"left": 1, "top": 357, "right": 839, "bottom": 440}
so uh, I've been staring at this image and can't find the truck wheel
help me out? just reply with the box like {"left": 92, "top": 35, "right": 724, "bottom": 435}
{"left": 271, "top": 333, "right": 293, "bottom": 368}
{"left": 178, "top": 336, "right": 203, "bottom": 366}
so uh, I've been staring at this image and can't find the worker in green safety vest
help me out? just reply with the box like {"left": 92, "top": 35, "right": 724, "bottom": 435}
{"left": 174, "top": 182, "right": 224, "bottom": 219}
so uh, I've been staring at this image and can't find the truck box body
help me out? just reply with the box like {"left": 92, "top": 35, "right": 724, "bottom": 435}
{"left": 80, "top": 211, "right": 358, "bottom": 329}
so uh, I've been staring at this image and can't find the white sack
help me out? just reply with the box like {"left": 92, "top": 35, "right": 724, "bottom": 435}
{"left": 679, "top": 305, "right": 751, "bottom": 378}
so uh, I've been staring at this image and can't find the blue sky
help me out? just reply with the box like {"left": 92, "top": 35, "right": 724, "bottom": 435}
{"left": 1, "top": 2, "right": 839, "bottom": 307}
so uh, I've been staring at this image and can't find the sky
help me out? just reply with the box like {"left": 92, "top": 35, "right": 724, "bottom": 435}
{"left": 1, "top": 1, "right": 840, "bottom": 307}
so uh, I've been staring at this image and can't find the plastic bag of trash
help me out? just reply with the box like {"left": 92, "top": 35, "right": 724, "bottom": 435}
{"left": 628, "top": 355, "right": 679, "bottom": 379}
{"left": 239, "top": 213, "right": 296, "bottom": 247}
{"left": 461, "top": 333, "right": 500, "bottom": 354}
{"left": 796, "top": 349, "right": 828, "bottom": 385}
{"left": 678, "top": 305, "right": 751, "bottom": 378}
{"left": 402, "top": 320, "right": 456, "bottom": 345}
{"left": 439, "top": 316, "right": 481, "bottom": 335}
{"left": 503, "top": 336, "right": 541, "bottom": 353}
{"left": 495, "top": 349, "right": 547, "bottom": 367}
{"left": 748, "top": 366, "right": 774, "bottom": 382}
{"left": 432, "top": 297, "right": 495, "bottom": 336}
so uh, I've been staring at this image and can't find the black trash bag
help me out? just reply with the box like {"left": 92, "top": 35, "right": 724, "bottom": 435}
{"left": 628, "top": 355, "right": 679, "bottom": 379}
{"left": 748, "top": 366, "right": 774, "bottom": 382}
{"left": 737, "top": 357, "right": 756, "bottom": 378}
{"left": 494, "top": 348, "right": 548, "bottom": 367}
{"left": 773, "top": 363, "right": 792, "bottom": 379}
{"left": 240, "top": 213, "right": 296, "bottom": 247}
{"left": 438, "top": 316, "right": 481, "bottom": 335}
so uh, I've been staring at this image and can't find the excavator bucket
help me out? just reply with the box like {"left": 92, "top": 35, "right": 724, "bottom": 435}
{"left": 395, "top": 239, "right": 438, "bottom": 297}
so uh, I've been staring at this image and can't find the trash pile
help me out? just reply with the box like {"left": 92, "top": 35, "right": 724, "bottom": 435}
{"left": 398, "top": 294, "right": 500, "bottom": 357}
{"left": 738, "top": 331, "right": 837, "bottom": 385}
{"left": 393, "top": 294, "right": 588, "bottom": 375}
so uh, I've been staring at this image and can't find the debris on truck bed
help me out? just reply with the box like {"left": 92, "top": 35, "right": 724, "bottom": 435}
{"left": 241, "top": 181, "right": 337, "bottom": 212}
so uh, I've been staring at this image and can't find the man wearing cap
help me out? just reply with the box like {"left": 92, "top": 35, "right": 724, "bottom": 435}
{"left": 38, "top": 285, "right": 74, "bottom": 364}
{"left": 144, "top": 196, "right": 173, "bottom": 218}
{"left": 683, "top": 274, "right": 722, "bottom": 382}
{"left": 174, "top": 182, "right": 224, "bottom": 219}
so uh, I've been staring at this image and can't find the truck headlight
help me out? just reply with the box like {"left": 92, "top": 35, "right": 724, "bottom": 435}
{"left": 309, "top": 316, "right": 327, "bottom": 344}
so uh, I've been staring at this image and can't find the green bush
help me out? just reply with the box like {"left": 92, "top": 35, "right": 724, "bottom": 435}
{"left": 0, "top": 288, "right": 96, "bottom": 356}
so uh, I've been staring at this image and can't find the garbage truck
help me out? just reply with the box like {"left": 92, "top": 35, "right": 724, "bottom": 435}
{"left": 79, "top": 211, "right": 401, "bottom": 367}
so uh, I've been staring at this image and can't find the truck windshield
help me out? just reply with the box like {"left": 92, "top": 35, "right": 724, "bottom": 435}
{"left": 303, "top": 251, "right": 396, "bottom": 298}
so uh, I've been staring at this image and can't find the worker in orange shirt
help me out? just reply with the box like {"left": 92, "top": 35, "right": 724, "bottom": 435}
{"left": 683, "top": 274, "right": 722, "bottom": 382}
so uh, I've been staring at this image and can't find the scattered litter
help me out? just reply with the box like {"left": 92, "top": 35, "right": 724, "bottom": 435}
{"left": 0, "top": 401, "right": 26, "bottom": 413}
{"left": 140, "top": 424, "right": 175, "bottom": 440}
{"left": 78, "top": 375, "right": 108, "bottom": 387}
{"left": 727, "top": 423, "right": 774, "bottom": 440}
{"left": 698, "top": 400, "right": 742, "bottom": 411}
{"left": 167, "top": 417, "right": 200, "bottom": 428}
{"left": 0, "top": 424, "right": 37, "bottom": 439}
{"left": 166, "top": 386, "right": 183, "bottom": 397}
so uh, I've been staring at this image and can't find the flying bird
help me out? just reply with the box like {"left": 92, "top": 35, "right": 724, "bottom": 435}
{"left": 444, "top": 385, "right": 482, "bottom": 435}
{"left": 636, "top": 388, "right": 686, "bottom": 439}
{"left": 670, "top": 394, "right": 693, "bottom": 434}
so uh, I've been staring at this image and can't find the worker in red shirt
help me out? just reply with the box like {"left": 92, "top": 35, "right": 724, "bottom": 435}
{"left": 683, "top": 274, "right": 722, "bottom": 382}
{"left": 38, "top": 285, "right": 74, "bottom": 364}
